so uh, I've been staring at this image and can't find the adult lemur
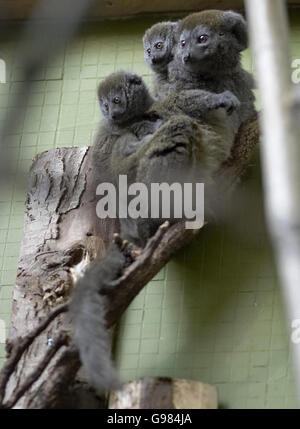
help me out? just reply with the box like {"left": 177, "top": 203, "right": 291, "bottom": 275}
{"left": 70, "top": 70, "right": 240, "bottom": 393}
{"left": 168, "top": 10, "right": 256, "bottom": 132}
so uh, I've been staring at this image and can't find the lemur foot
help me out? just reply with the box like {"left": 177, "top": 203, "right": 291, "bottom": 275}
{"left": 113, "top": 233, "right": 142, "bottom": 263}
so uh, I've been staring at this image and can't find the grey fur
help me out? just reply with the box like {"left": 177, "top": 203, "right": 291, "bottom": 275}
{"left": 70, "top": 71, "right": 161, "bottom": 393}
{"left": 93, "top": 72, "right": 239, "bottom": 245}
{"left": 143, "top": 21, "right": 178, "bottom": 100}
{"left": 71, "top": 10, "right": 256, "bottom": 392}
{"left": 168, "top": 10, "right": 256, "bottom": 132}
{"left": 97, "top": 70, "right": 154, "bottom": 127}
{"left": 71, "top": 70, "right": 240, "bottom": 393}
{"left": 92, "top": 70, "right": 161, "bottom": 184}
{"left": 69, "top": 246, "right": 126, "bottom": 393}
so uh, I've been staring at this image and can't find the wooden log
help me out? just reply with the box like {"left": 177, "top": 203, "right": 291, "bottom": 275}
{"left": 1, "top": 1, "right": 300, "bottom": 21}
{"left": 1, "top": 147, "right": 116, "bottom": 409}
{"left": 109, "top": 377, "right": 217, "bottom": 409}
{"left": 1, "top": 1, "right": 244, "bottom": 21}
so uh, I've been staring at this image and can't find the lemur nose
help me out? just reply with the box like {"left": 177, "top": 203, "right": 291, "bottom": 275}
{"left": 183, "top": 54, "right": 191, "bottom": 63}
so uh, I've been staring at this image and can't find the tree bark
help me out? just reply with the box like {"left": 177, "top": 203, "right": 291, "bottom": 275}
{"left": 0, "top": 114, "right": 259, "bottom": 409}
{"left": 0, "top": 147, "right": 114, "bottom": 408}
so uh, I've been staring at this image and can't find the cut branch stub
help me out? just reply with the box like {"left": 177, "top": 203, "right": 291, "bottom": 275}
{"left": 109, "top": 377, "right": 218, "bottom": 409}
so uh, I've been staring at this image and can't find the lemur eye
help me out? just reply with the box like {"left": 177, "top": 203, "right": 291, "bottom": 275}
{"left": 113, "top": 97, "right": 120, "bottom": 104}
{"left": 104, "top": 103, "right": 109, "bottom": 111}
{"left": 155, "top": 42, "right": 163, "bottom": 49}
{"left": 198, "top": 34, "right": 208, "bottom": 44}
{"left": 147, "top": 48, "right": 151, "bottom": 56}
{"left": 181, "top": 40, "right": 186, "bottom": 47}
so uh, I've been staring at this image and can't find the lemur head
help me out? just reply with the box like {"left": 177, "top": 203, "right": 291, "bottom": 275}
{"left": 143, "top": 21, "right": 178, "bottom": 73}
{"left": 98, "top": 71, "right": 153, "bottom": 125}
{"left": 176, "top": 10, "right": 248, "bottom": 72}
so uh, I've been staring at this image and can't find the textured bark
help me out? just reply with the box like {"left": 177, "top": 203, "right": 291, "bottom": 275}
{"left": 0, "top": 147, "right": 114, "bottom": 409}
{"left": 0, "top": 114, "right": 259, "bottom": 409}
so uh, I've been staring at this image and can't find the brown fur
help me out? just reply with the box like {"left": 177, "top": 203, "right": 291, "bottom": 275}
{"left": 178, "top": 10, "right": 223, "bottom": 31}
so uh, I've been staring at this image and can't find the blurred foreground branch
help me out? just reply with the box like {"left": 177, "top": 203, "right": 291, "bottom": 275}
{"left": 0, "top": 0, "right": 93, "bottom": 185}
{"left": 245, "top": 0, "right": 300, "bottom": 400}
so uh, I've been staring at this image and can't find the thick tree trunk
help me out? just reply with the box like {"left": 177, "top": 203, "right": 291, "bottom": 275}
{"left": 0, "top": 115, "right": 259, "bottom": 409}
{"left": 2, "top": 147, "right": 116, "bottom": 408}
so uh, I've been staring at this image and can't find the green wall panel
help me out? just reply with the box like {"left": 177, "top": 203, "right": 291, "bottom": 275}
{"left": 0, "top": 11, "right": 299, "bottom": 408}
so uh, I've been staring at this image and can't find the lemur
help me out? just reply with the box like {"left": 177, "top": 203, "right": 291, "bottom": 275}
{"left": 166, "top": 10, "right": 256, "bottom": 133}
{"left": 72, "top": 8, "right": 257, "bottom": 394}
{"left": 143, "top": 21, "right": 178, "bottom": 100}
{"left": 70, "top": 70, "right": 240, "bottom": 394}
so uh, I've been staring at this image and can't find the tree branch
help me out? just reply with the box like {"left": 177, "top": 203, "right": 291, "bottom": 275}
{"left": 0, "top": 303, "right": 68, "bottom": 405}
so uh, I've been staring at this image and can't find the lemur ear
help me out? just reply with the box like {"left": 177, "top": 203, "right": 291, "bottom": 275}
{"left": 126, "top": 72, "right": 142, "bottom": 86}
{"left": 222, "top": 11, "right": 248, "bottom": 51}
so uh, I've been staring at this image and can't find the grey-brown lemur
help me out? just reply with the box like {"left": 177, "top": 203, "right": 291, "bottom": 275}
{"left": 167, "top": 10, "right": 256, "bottom": 133}
{"left": 143, "top": 21, "right": 178, "bottom": 100}
{"left": 69, "top": 70, "right": 241, "bottom": 394}
{"left": 70, "top": 7, "right": 257, "bottom": 397}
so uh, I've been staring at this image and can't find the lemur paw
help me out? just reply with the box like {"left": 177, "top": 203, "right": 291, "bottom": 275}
{"left": 219, "top": 91, "right": 241, "bottom": 115}
{"left": 123, "top": 240, "right": 142, "bottom": 263}
{"left": 113, "top": 233, "right": 123, "bottom": 248}
{"left": 113, "top": 233, "right": 142, "bottom": 263}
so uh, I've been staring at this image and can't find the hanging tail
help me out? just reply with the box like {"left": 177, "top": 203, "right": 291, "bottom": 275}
{"left": 69, "top": 245, "right": 126, "bottom": 392}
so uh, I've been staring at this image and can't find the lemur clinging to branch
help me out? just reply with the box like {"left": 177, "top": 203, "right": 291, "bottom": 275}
{"left": 143, "top": 11, "right": 256, "bottom": 131}
{"left": 70, "top": 70, "right": 240, "bottom": 393}
{"left": 168, "top": 10, "right": 256, "bottom": 132}
{"left": 143, "top": 21, "right": 178, "bottom": 100}
{"left": 70, "top": 9, "right": 257, "bottom": 395}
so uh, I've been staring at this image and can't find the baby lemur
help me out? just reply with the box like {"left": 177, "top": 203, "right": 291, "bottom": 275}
{"left": 70, "top": 70, "right": 240, "bottom": 394}
{"left": 167, "top": 10, "right": 256, "bottom": 132}
{"left": 143, "top": 21, "right": 178, "bottom": 100}
{"left": 94, "top": 71, "right": 161, "bottom": 168}
{"left": 70, "top": 72, "right": 162, "bottom": 392}
{"left": 92, "top": 70, "right": 240, "bottom": 195}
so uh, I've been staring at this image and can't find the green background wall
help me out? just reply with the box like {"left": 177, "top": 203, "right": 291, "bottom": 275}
{"left": 0, "top": 11, "right": 299, "bottom": 409}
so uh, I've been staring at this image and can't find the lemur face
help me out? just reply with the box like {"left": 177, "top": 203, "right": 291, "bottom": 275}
{"left": 143, "top": 22, "right": 177, "bottom": 73}
{"left": 176, "top": 11, "right": 248, "bottom": 73}
{"left": 177, "top": 25, "right": 222, "bottom": 69}
{"left": 99, "top": 85, "right": 128, "bottom": 123}
{"left": 98, "top": 71, "right": 150, "bottom": 124}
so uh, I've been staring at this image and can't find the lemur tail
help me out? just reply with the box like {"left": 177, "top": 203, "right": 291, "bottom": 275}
{"left": 69, "top": 245, "right": 126, "bottom": 393}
